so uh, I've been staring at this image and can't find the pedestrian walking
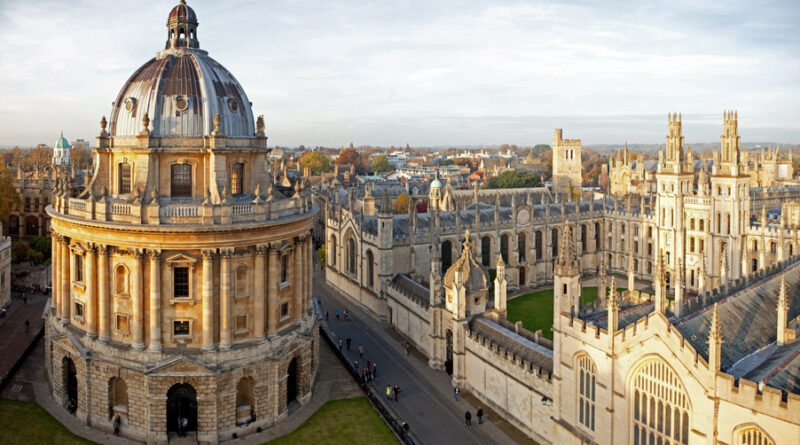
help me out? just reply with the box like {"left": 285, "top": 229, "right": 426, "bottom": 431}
{"left": 477, "top": 407, "right": 484, "bottom": 425}
{"left": 372, "top": 363, "right": 378, "bottom": 379}
{"left": 358, "top": 344, "right": 364, "bottom": 359}
{"left": 338, "top": 339, "right": 343, "bottom": 352}
{"left": 344, "top": 309, "right": 349, "bottom": 320}
{"left": 366, "top": 359, "right": 371, "bottom": 371}
{"left": 386, "top": 385, "right": 393, "bottom": 401}
{"left": 112, "top": 415, "right": 121, "bottom": 435}
{"left": 393, "top": 384, "right": 401, "bottom": 402}
{"left": 325, "top": 310, "right": 329, "bottom": 320}
{"left": 354, "top": 360, "right": 359, "bottom": 371}
{"left": 317, "top": 297, "right": 322, "bottom": 307}
{"left": 454, "top": 386, "right": 459, "bottom": 401}
{"left": 336, "top": 310, "right": 341, "bottom": 320}
{"left": 404, "top": 342, "right": 411, "bottom": 355}
{"left": 465, "top": 411, "right": 472, "bottom": 427}
{"left": 22, "top": 294, "right": 27, "bottom": 305}
{"left": 25, "top": 320, "right": 30, "bottom": 333}
{"left": 346, "top": 337, "right": 351, "bottom": 350}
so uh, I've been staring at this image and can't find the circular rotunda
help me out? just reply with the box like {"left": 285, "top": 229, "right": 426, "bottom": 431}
{"left": 45, "top": 2, "right": 318, "bottom": 442}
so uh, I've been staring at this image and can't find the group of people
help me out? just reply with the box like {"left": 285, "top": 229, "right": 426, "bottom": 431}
{"left": 385, "top": 384, "right": 402, "bottom": 402}
{"left": 454, "top": 387, "right": 484, "bottom": 428}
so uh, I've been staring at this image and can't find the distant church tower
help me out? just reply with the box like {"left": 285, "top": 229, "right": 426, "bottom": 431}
{"left": 428, "top": 168, "right": 444, "bottom": 211}
{"left": 552, "top": 129, "right": 582, "bottom": 198}
{"left": 53, "top": 132, "right": 71, "bottom": 167}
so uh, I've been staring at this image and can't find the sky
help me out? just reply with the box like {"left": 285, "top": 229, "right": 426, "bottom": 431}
{"left": 0, "top": 0, "right": 798, "bottom": 148}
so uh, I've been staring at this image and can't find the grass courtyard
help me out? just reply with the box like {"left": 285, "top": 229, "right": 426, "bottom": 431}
{"left": 0, "top": 397, "right": 394, "bottom": 445}
{"left": 506, "top": 285, "right": 625, "bottom": 340}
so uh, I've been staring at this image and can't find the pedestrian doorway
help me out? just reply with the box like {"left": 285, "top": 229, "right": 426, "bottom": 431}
{"left": 286, "top": 358, "right": 298, "bottom": 406}
{"left": 166, "top": 383, "right": 197, "bottom": 435}
{"left": 519, "top": 267, "right": 526, "bottom": 286}
{"left": 63, "top": 357, "right": 78, "bottom": 411}
{"left": 445, "top": 329, "right": 453, "bottom": 375}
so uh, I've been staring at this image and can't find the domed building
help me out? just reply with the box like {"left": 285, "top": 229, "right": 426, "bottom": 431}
{"left": 53, "top": 132, "right": 70, "bottom": 167}
{"left": 45, "top": 1, "right": 317, "bottom": 442}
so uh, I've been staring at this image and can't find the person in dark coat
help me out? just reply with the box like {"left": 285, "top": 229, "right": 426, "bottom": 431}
{"left": 477, "top": 407, "right": 484, "bottom": 424}
{"left": 465, "top": 410, "right": 472, "bottom": 427}
{"left": 393, "top": 384, "right": 401, "bottom": 402}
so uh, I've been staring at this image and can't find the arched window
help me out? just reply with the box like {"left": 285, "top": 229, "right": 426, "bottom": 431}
{"left": 115, "top": 264, "right": 129, "bottom": 295}
{"left": 699, "top": 219, "right": 705, "bottom": 231}
{"left": 581, "top": 224, "right": 587, "bottom": 253}
{"left": 552, "top": 228, "right": 559, "bottom": 257}
{"left": 441, "top": 240, "right": 453, "bottom": 272}
{"left": 347, "top": 238, "right": 356, "bottom": 275}
{"left": 231, "top": 162, "right": 244, "bottom": 195}
{"left": 118, "top": 162, "right": 132, "bottom": 195}
{"left": 366, "top": 250, "right": 374, "bottom": 288}
{"left": 481, "top": 236, "right": 491, "bottom": 267}
{"left": 518, "top": 233, "right": 527, "bottom": 262}
{"left": 108, "top": 377, "right": 128, "bottom": 421}
{"left": 235, "top": 377, "right": 255, "bottom": 425}
{"left": 770, "top": 242, "right": 777, "bottom": 254}
{"left": 577, "top": 354, "right": 596, "bottom": 432}
{"left": 330, "top": 235, "right": 337, "bottom": 266}
{"left": 500, "top": 234, "right": 509, "bottom": 263}
{"left": 631, "top": 358, "right": 690, "bottom": 445}
{"left": 727, "top": 213, "right": 731, "bottom": 234}
{"left": 171, "top": 164, "right": 192, "bottom": 197}
{"left": 235, "top": 265, "right": 248, "bottom": 297}
{"left": 535, "top": 230, "right": 543, "bottom": 260}
{"left": 752, "top": 240, "right": 758, "bottom": 251}
{"left": 734, "top": 425, "right": 775, "bottom": 445}
{"left": 595, "top": 222, "right": 602, "bottom": 249}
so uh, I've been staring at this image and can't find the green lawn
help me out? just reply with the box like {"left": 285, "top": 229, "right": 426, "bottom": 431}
{"left": 507, "top": 286, "right": 625, "bottom": 340}
{"left": 0, "top": 399, "right": 96, "bottom": 445}
{"left": 264, "top": 397, "right": 396, "bottom": 445}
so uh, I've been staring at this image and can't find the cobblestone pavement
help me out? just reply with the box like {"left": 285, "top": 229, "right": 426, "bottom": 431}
{"left": 0, "top": 292, "right": 47, "bottom": 390}
{"left": 314, "top": 267, "right": 520, "bottom": 445}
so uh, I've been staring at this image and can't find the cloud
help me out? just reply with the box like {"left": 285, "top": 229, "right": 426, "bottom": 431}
{"left": 0, "top": 0, "right": 798, "bottom": 146}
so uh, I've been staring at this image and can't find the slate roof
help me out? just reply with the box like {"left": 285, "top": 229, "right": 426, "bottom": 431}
{"left": 469, "top": 316, "right": 554, "bottom": 373}
{"left": 674, "top": 258, "right": 800, "bottom": 388}
{"left": 582, "top": 301, "right": 655, "bottom": 330}
{"left": 390, "top": 274, "right": 430, "bottom": 306}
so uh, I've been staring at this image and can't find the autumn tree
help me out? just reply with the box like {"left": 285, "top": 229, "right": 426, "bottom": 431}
{"left": 336, "top": 148, "right": 370, "bottom": 174}
{"left": 370, "top": 155, "right": 392, "bottom": 173}
{"left": 0, "top": 163, "right": 20, "bottom": 232}
{"left": 71, "top": 147, "right": 92, "bottom": 169}
{"left": 393, "top": 193, "right": 410, "bottom": 214}
{"left": 299, "top": 151, "right": 332, "bottom": 174}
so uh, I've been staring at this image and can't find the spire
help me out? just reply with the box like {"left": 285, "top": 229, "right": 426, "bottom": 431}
{"left": 654, "top": 251, "right": 666, "bottom": 313}
{"left": 708, "top": 303, "right": 723, "bottom": 371}
{"left": 778, "top": 275, "right": 789, "bottom": 345}
{"left": 555, "top": 220, "right": 578, "bottom": 276}
{"left": 607, "top": 275, "right": 619, "bottom": 337}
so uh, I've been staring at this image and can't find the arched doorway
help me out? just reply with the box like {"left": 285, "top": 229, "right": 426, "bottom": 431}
{"left": 286, "top": 358, "right": 298, "bottom": 406}
{"left": 166, "top": 383, "right": 197, "bottom": 435}
{"left": 519, "top": 266, "right": 526, "bottom": 286}
{"left": 63, "top": 357, "right": 77, "bottom": 411}
{"left": 445, "top": 329, "right": 454, "bottom": 375}
{"left": 481, "top": 237, "right": 491, "bottom": 267}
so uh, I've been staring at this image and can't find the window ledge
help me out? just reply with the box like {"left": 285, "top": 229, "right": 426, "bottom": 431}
{"left": 234, "top": 294, "right": 250, "bottom": 300}
{"left": 114, "top": 292, "right": 130, "bottom": 300}
{"left": 234, "top": 328, "right": 249, "bottom": 336}
{"left": 170, "top": 298, "right": 196, "bottom": 305}
{"left": 173, "top": 334, "right": 193, "bottom": 341}
{"left": 279, "top": 282, "right": 290, "bottom": 290}
{"left": 72, "top": 282, "right": 86, "bottom": 292}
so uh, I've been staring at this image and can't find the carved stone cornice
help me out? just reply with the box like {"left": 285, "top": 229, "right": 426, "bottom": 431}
{"left": 220, "top": 248, "right": 234, "bottom": 259}
{"left": 97, "top": 244, "right": 109, "bottom": 256}
{"left": 201, "top": 249, "right": 216, "bottom": 261}
{"left": 256, "top": 244, "right": 268, "bottom": 256}
{"left": 148, "top": 249, "right": 162, "bottom": 261}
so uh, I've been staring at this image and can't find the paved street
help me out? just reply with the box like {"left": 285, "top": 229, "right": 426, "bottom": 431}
{"left": 0, "top": 290, "right": 47, "bottom": 390}
{"left": 314, "top": 267, "right": 519, "bottom": 445}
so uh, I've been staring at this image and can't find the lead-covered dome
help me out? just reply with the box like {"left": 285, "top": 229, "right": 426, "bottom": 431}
{"left": 108, "top": 1, "right": 254, "bottom": 139}
{"left": 444, "top": 231, "right": 490, "bottom": 292}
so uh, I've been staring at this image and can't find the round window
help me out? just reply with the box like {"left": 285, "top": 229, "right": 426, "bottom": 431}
{"left": 228, "top": 98, "right": 238, "bottom": 113}
{"left": 175, "top": 96, "right": 189, "bottom": 111}
{"left": 125, "top": 97, "right": 137, "bottom": 112}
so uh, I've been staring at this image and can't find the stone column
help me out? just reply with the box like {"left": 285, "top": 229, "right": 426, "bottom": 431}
{"left": 97, "top": 245, "right": 110, "bottom": 342}
{"left": 86, "top": 244, "right": 97, "bottom": 338}
{"left": 148, "top": 249, "right": 162, "bottom": 352}
{"left": 60, "top": 236, "right": 70, "bottom": 321}
{"left": 267, "top": 245, "right": 279, "bottom": 336}
{"left": 201, "top": 249, "right": 215, "bottom": 351}
{"left": 219, "top": 248, "right": 232, "bottom": 351}
{"left": 53, "top": 235, "right": 61, "bottom": 318}
{"left": 254, "top": 244, "right": 267, "bottom": 338}
{"left": 306, "top": 236, "right": 313, "bottom": 313}
{"left": 294, "top": 240, "right": 303, "bottom": 321}
{"left": 131, "top": 250, "right": 144, "bottom": 350}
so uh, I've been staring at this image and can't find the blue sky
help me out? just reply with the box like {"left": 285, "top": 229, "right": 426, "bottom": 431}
{"left": 0, "top": 0, "right": 798, "bottom": 147}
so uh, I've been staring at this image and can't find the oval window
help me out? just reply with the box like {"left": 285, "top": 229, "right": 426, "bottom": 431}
{"left": 175, "top": 96, "right": 189, "bottom": 111}
{"left": 228, "top": 99, "right": 238, "bottom": 113}
{"left": 125, "top": 97, "right": 137, "bottom": 112}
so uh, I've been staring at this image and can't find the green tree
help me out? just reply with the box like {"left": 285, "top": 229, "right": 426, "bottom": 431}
{"left": 0, "top": 163, "right": 20, "bottom": 232}
{"left": 393, "top": 193, "right": 410, "bottom": 214}
{"left": 317, "top": 244, "right": 326, "bottom": 267}
{"left": 299, "top": 151, "right": 332, "bottom": 175}
{"left": 485, "top": 171, "right": 543, "bottom": 189}
{"left": 435, "top": 159, "right": 454, "bottom": 166}
{"left": 370, "top": 155, "right": 392, "bottom": 173}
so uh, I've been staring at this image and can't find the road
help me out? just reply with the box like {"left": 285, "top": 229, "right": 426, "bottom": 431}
{"left": 313, "top": 268, "right": 516, "bottom": 445}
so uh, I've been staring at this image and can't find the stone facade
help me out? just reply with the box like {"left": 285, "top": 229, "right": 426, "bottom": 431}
{"left": 44, "top": 3, "right": 318, "bottom": 443}
{"left": 552, "top": 129, "right": 582, "bottom": 198}
{"left": 0, "top": 225, "right": 10, "bottom": 308}
{"left": 325, "top": 112, "right": 800, "bottom": 443}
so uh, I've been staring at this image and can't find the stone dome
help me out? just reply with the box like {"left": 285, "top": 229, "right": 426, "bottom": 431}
{"left": 444, "top": 231, "right": 490, "bottom": 292}
{"left": 108, "top": 1, "right": 255, "bottom": 139}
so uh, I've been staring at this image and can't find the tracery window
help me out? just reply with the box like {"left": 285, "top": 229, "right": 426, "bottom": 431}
{"left": 735, "top": 425, "right": 774, "bottom": 445}
{"left": 632, "top": 359, "right": 690, "bottom": 445}
{"left": 577, "top": 354, "right": 596, "bottom": 432}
